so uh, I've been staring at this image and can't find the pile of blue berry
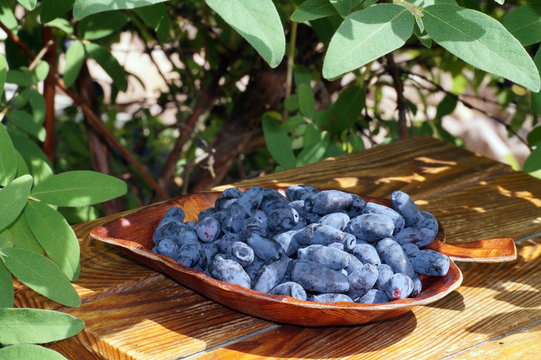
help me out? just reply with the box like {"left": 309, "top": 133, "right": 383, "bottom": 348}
{"left": 152, "top": 185, "right": 450, "bottom": 304}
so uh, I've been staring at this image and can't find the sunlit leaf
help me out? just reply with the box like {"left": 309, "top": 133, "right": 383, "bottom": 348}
{"left": 8, "top": 130, "right": 53, "bottom": 185}
{"left": 16, "top": 0, "right": 37, "bottom": 11}
{"left": 0, "top": 212, "right": 43, "bottom": 254}
{"left": 6, "top": 110, "right": 46, "bottom": 141}
{"left": 25, "top": 201, "right": 80, "bottom": 281}
{"left": 329, "top": 0, "right": 362, "bottom": 18}
{"left": 63, "top": 40, "right": 85, "bottom": 87}
{"left": 29, "top": 90, "right": 46, "bottom": 126}
{"left": 502, "top": 4, "right": 541, "bottom": 46}
{"left": 297, "top": 127, "right": 330, "bottom": 165}
{"left": 423, "top": 4, "right": 541, "bottom": 92}
{"left": 1, "top": 247, "right": 80, "bottom": 307}
{"left": 0, "top": 3, "right": 18, "bottom": 35}
{"left": 33, "top": 61, "right": 50, "bottom": 82}
{"left": 0, "top": 344, "right": 69, "bottom": 360}
{"left": 0, "top": 54, "right": 6, "bottom": 98}
{"left": 79, "top": 11, "right": 129, "bottom": 40}
{"left": 45, "top": 18, "right": 74, "bottom": 35}
{"left": 205, "top": 0, "right": 285, "bottom": 68}
{"left": 0, "top": 175, "right": 32, "bottom": 232}
{"left": 523, "top": 147, "right": 541, "bottom": 173}
{"left": 73, "top": 0, "right": 167, "bottom": 20}
{"left": 0, "top": 308, "right": 84, "bottom": 344}
{"left": 323, "top": 4, "right": 415, "bottom": 79}
{"left": 31, "top": 170, "right": 127, "bottom": 207}
{"left": 0, "top": 125, "right": 18, "bottom": 187}
{"left": 291, "top": 0, "right": 338, "bottom": 22}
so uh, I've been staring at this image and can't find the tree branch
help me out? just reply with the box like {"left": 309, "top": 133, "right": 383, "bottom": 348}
{"left": 385, "top": 53, "right": 409, "bottom": 139}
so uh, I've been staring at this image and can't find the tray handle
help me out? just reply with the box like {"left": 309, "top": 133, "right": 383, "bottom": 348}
{"left": 424, "top": 238, "right": 517, "bottom": 262}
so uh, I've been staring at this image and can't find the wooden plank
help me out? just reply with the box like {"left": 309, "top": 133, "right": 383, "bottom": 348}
{"left": 446, "top": 319, "right": 541, "bottom": 359}
{"left": 185, "top": 239, "right": 541, "bottom": 359}
{"left": 417, "top": 171, "right": 541, "bottom": 244}
{"left": 58, "top": 277, "right": 273, "bottom": 360}
{"left": 231, "top": 136, "right": 512, "bottom": 199}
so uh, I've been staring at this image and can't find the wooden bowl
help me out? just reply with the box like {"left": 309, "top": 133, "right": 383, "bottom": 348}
{"left": 90, "top": 190, "right": 516, "bottom": 326}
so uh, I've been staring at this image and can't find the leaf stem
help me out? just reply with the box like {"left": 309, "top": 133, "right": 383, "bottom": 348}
{"left": 284, "top": 21, "right": 298, "bottom": 122}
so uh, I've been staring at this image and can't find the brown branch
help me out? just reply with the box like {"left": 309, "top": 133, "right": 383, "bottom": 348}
{"left": 385, "top": 53, "right": 409, "bottom": 139}
{"left": 0, "top": 20, "right": 170, "bottom": 200}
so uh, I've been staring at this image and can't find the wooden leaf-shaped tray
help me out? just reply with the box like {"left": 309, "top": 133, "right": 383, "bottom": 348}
{"left": 90, "top": 191, "right": 516, "bottom": 326}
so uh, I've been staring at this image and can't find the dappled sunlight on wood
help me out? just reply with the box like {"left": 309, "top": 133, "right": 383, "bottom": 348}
{"left": 332, "top": 177, "right": 359, "bottom": 188}
{"left": 375, "top": 172, "right": 426, "bottom": 185}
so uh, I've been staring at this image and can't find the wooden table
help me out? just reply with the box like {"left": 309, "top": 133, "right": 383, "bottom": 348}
{"left": 18, "top": 136, "right": 540, "bottom": 359}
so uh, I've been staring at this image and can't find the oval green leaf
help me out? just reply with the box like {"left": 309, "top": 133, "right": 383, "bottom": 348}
{"left": 323, "top": 4, "right": 415, "bottom": 79}
{"left": 0, "top": 262, "right": 14, "bottom": 308}
{"left": 0, "top": 308, "right": 84, "bottom": 344}
{"left": 31, "top": 170, "right": 127, "bottom": 207}
{"left": 45, "top": 18, "right": 74, "bottom": 35}
{"left": 0, "top": 53, "right": 6, "bottom": 98}
{"left": 29, "top": 89, "right": 46, "bottom": 126}
{"left": 0, "top": 344, "right": 69, "bottom": 360}
{"left": 0, "top": 3, "right": 18, "bottom": 35}
{"left": 73, "top": 0, "right": 167, "bottom": 20}
{"left": 326, "top": 84, "right": 365, "bottom": 133}
{"left": 297, "top": 127, "right": 330, "bottom": 166}
{"left": 6, "top": 110, "right": 46, "bottom": 141}
{"left": 501, "top": 4, "right": 541, "bottom": 47}
{"left": 16, "top": 0, "right": 37, "bottom": 11}
{"left": 33, "top": 61, "right": 50, "bottom": 82}
{"left": 423, "top": 4, "right": 541, "bottom": 92}
{"left": 205, "top": 0, "right": 285, "bottom": 68}
{"left": 85, "top": 42, "right": 127, "bottom": 91}
{"left": 63, "top": 40, "right": 85, "bottom": 87}
{"left": 262, "top": 112, "right": 296, "bottom": 169}
{"left": 0, "top": 125, "right": 18, "bottom": 187}
{"left": 527, "top": 126, "right": 541, "bottom": 147}
{"left": 291, "top": 0, "right": 338, "bottom": 22}
{"left": 0, "top": 175, "right": 32, "bottom": 232}
{"left": 298, "top": 83, "right": 316, "bottom": 119}
{"left": 79, "top": 11, "right": 129, "bottom": 40}
{"left": 134, "top": 3, "right": 170, "bottom": 43}
{"left": 330, "top": 0, "right": 362, "bottom": 18}
{"left": 41, "top": 0, "right": 75, "bottom": 23}
{"left": 1, "top": 247, "right": 80, "bottom": 307}
{"left": 523, "top": 147, "right": 541, "bottom": 173}
{"left": 8, "top": 130, "right": 53, "bottom": 185}
{"left": 0, "top": 213, "right": 43, "bottom": 254}
{"left": 25, "top": 201, "right": 80, "bottom": 281}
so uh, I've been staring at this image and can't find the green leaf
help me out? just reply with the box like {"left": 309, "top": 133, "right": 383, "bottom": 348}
{"left": 0, "top": 344, "right": 68, "bottom": 360}
{"left": 527, "top": 126, "right": 541, "bottom": 147}
{"left": 523, "top": 146, "right": 541, "bottom": 173}
{"left": 85, "top": 42, "right": 127, "bottom": 91}
{"left": 284, "top": 95, "right": 299, "bottom": 112}
{"left": 291, "top": 0, "right": 338, "bottom": 22}
{"left": 6, "top": 110, "right": 46, "bottom": 141}
{"left": 15, "top": 151, "right": 29, "bottom": 177}
{"left": 0, "top": 125, "right": 18, "bottom": 187}
{"left": 63, "top": 40, "right": 86, "bottom": 87}
{"left": 41, "top": 0, "right": 75, "bottom": 23}
{"left": 330, "top": 0, "right": 362, "bottom": 18}
{"left": 297, "top": 128, "right": 330, "bottom": 165}
{"left": 435, "top": 93, "right": 457, "bottom": 119}
{"left": 1, "top": 247, "right": 80, "bottom": 307}
{"left": 297, "top": 83, "right": 316, "bottom": 119}
{"left": 0, "top": 262, "right": 14, "bottom": 308}
{"left": 324, "top": 85, "right": 365, "bottom": 133}
{"left": 0, "top": 308, "right": 84, "bottom": 344}
{"left": 79, "top": 11, "right": 129, "bottom": 40}
{"left": 323, "top": 4, "right": 415, "bottom": 79}
{"left": 423, "top": 4, "right": 541, "bottom": 92}
{"left": 205, "top": 0, "right": 285, "bottom": 68}
{"left": 0, "top": 3, "right": 18, "bottom": 35}
{"left": 0, "top": 175, "right": 32, "bottom": 232}
{"left": 73, "top": 0, "right": 167, "bottom": 20}
{"left": 0, "top": 54, "right": 6, "bottom": 98}
{"left": 31, "top": 170, "right": 126, "bottom": 207}
{"left": 134, "top": 3, "right": 170, "bottom": 43}
{"left": 0, "top": 212, "right": 43, "bottom": 254}
{"left": 501, "top": 4, "right": 541, "bottom": 47}
{"left": 33, "top": 61, "right": 50, "bottom": 82}
{"left": 6, "top": 69, "right": 34, "bottom": 87}
{"left": 8, "top": 130, "right": 53, "bottom": 185}
{"left": 29, "top": 90, "right": 46, "bottom": 126}
{"left": 294, "top": 65, "right": 312, "bottom": 87}
{"left": 16, "top": 0, "right": 37, "bottom": 11}
{"left": 25, "top": 201, "right": 80, "bottom": 281}
{"left": 45, "top": 18, "right": 74, "bottom": 35}
{"left": 262, "top": 112, "right": 296, "bottom": 169}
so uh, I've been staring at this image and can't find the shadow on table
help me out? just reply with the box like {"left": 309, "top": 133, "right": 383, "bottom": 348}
{"left": 463, "top": 309, "right": 541, "bottom": 335}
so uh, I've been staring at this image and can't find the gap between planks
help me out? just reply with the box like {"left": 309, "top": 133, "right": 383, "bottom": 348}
{"left": 180, "top": 324, "right": 282, "bottom": 360}
{"left": 440, "top": 317, "right": 541, "bottom": 359}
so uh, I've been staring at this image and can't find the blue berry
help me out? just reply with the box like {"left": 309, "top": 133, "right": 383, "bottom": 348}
{"left": 319, "top": 212, "right": 350, "bottom": 230}
{"left": 253, "top": 256, "right": 289, "bottom": 293}
{"left": 297, "top": 244, "right": 351, "bottom": 270}
{"left": 375, "top": 263, "right": 394, "bottom": 290}
{"left": 391, "top": 190, "right": 423, "bottom": 226}
{"left": 290, "top": 260, "right": 350, "bottom": 293}
{"left": 375, "top": 238, "right": 415, "bottom": 278}
{"left": 401, "top": 243, "right": 420, "bottom": 256}
{"left": 197, "top": 216, "right": 221, "bottom": 243}
{"left": 362, "top": 202, "right": 405, "bottom": 234}
{"left": 176, "top": 242, "right": 201, "bottom": 267}
{"left": 227, "top": 241, "right": 255, "bottom": 267}
{"left": 309, "top": 293, "right": 353, "bottom": 303}
{"left": 222, "top": 187, "right": 243, "bottom": 198}
{"left": 246, "top": 233, "right": 284, "bottom": 261}
{"left": 208, "top": 255, "right": 251, "bottom": 289}
{"left": 272, "top": 229, "right": 301, "bottom": 256}
{"left": 266, "top": 207, "right": 300, "bottom": 235}
{"left": 408, "top": 249, "right": 450, "bottom": 277}
{"left": 350, "top": 243, "right": 381, "bottom": 266}
{"left": 346, "top": 213, "right": 395, "bottom": 243}
{"left": 286, "top": 185, "right": 318, "bottom": 201}
{"left": 304, "top": 190, "right": 354, "bottom": 215}
{"left": 153, "top": 238, "right": 179, "bottom": 258}
{"left": 384, "top": 273, "right": 414, "bottom": 300}
{"left": 269, "top": 281, "right": 307, "bottom": 301}
{"left": 357, "top": 289, "right": 389, "bottom": 304}
{"left": 394, "top": 226, "right": 436, "bottom": 247}
{"left": 347, "top": 263, "right": 379, "bottom": 300}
